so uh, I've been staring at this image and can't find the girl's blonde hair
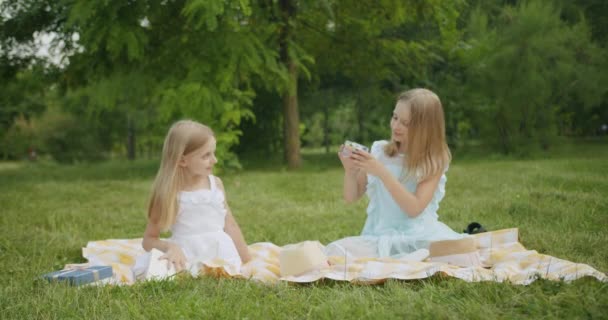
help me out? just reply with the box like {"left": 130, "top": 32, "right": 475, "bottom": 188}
{"left": 148, "top": 120, "right": 214, "bottom": 231}
{"left": 384, "top": 88, "right": 451, "bottom": 181}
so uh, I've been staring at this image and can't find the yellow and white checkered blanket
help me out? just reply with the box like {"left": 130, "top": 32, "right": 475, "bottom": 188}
{"left": 79, "top": 228, "right": 606, "bottom": 285}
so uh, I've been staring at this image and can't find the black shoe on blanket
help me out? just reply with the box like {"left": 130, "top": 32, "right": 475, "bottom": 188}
{"left": 463, "top": 222, "right": 487, "bottom": 234}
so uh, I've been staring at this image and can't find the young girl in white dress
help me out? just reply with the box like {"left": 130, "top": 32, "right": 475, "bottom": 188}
{"left": 325, "top": 88, "right": 465, "bottom": 260}
{"left": 141, "top": 120, "right": 250, "bottom": 278}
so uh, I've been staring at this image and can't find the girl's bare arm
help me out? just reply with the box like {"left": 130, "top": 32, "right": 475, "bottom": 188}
{"left": 216, "top": 177, "right": 251, "bottom": 263}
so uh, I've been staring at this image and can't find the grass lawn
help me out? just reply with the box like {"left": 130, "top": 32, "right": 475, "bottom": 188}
{"left": 1, "top": 139, "right": 607, "bottom": 319}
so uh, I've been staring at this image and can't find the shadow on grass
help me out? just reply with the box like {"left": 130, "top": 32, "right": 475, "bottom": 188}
{"left": 451, "top": 137, "right": 608, "bottom": 163}
{"left": 0, "top": 159, "right": 161, "bottom": 186}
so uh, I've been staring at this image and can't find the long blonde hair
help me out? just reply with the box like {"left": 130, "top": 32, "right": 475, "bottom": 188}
{"left": 384, "top": 88, "right": 451, "bottom": 181}
{"left": 148, "top": 120, "right": 214, "bottom": 231}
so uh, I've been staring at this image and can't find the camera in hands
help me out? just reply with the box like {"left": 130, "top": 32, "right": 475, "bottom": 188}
{"left": 341, "top": 140, "right": 369, "bottom": 157}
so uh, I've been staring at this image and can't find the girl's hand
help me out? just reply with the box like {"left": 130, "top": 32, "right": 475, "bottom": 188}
{"left": 159, "top": 243, "right": 187, "bottom": 272}
{"left": 240, "top": 260, "right": 257, "bottom": 278}
{"left": 350, "top": 149, "right": 386, "bottom": 177}
{"left": 338, "top": 145, "right": 358, "bottom": 174}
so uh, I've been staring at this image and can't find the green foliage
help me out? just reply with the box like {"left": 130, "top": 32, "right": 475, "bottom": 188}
{"left": 300, "top": 89, "right": 360, "bottom": 148}
{"left": 461, "top": 0, "right": 608, "bottom": 154}
{"left": 1, "top": 103, "right": 113, "bottom": 163}
{"left": 1, "top": 115, "right": 39, "bottom": 160}
{"left": 235, "top": 89, "right": 284, "bottom": 155}
{"left": 34, "top": 106, "right": 110, "bottom": 163}
{"left": 0, "top": 65, "right": 58, "bottom": 159}
{"left": 55, "top": 0, "right": 289, "bottom": 165}
{"left": 285, "top": 0, "right": 465, "bottom": 153}
{"left": 301, "top": 112, "right": 324, "bottom": 147}
{"left": 65, "top": 0, "right": 149, "bottom": 64}
{"left": 2, "top": 0, "right": 608, "bottom": 163}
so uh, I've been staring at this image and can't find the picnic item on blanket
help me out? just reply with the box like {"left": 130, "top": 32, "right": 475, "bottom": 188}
{"left": 428, "top": 238, "right": 484, "bottom": 267}
{"left": 77, "top": 228, "right": 607, "bottom": 285}
{"left": 341, "top": 140, "right": 369, "bottom": 157}
{"left": 43, "top": 265, "right": 112, "bottom": 286}
{"left": 144, "top": 248, "right": 178, "bottom": 280}
{"left": 464, "top": 222, "right": 487, "bottom": 234}
{"left": 279, "top": 241, "right": 329, "bottom": 277}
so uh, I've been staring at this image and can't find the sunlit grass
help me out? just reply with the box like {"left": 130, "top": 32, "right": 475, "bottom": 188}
{"left": 0, "top": 140, "right": 606, "bottom": 319}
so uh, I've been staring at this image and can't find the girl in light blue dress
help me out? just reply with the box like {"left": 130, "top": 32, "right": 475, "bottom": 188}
{"left": 325, "top": 88, "right": 465, "bottom": 260}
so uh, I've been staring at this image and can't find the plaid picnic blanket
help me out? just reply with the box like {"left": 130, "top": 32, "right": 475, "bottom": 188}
{"left": 79, "top": 228, "right": 606, "bottom": 285}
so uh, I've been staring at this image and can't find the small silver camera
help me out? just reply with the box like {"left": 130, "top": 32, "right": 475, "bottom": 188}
{"left": 341, "top": 140, "right": 369, "bottom": 157}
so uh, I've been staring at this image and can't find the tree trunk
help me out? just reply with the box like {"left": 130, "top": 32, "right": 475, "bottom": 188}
{"left": 127, "top": 114, "right": 136, "bottom": 160}
{"left": 279, "top": 0, "right": 301, "bottom": 168}
{"left": 323, "top": 103, "right": 330, "bottom": 154}
{"left": 356, "top": 93, "right": 364, "bottom": 143}
{"left": 282, "top": 61, "right": 301, "bottom": 168}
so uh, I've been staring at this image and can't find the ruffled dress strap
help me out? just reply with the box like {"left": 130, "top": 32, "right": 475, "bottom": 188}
{"left": 208, "top": 174, "right": 217, "bottom": 191}
{"left": 366, "top": 140, "right": 392, "bottom": 194}
{"left": 370, "top": 140, "right": 388, "bottom": 157}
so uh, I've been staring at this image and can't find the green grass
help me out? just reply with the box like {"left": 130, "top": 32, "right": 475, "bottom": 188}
{"left": 1, "top": 139, "right": 607, "bottom": 319}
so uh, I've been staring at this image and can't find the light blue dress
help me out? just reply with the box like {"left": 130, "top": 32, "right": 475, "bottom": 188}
{"left": 325, "top": 140, "right": 464, "bottom": 258}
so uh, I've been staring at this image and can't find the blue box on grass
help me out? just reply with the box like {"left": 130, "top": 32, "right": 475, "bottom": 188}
{"left": 43, "top": 266, "right": 113, "bottom": 285}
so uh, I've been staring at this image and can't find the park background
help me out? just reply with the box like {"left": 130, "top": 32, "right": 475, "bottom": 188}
{"left": 1, "top": 0, "right": 607, "bottom": 318}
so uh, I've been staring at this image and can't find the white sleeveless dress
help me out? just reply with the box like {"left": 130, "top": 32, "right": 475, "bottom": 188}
{"left": 140, "top": 175, "right": 242, "bottom": 279}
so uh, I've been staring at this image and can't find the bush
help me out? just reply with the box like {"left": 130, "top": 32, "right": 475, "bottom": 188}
{"left": 463, "top": 0, "right": 608, "bottom": 154}
{"left": 1, "top": 115, "right": 39, "bottom": 160}
{"left": 40, "top": 110, "right": 108, "bottom": 163}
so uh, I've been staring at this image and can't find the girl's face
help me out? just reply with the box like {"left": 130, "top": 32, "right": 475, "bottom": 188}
{"left": 180, "top": 137, "right": 218, "bottom": 177}
{"left": 390, "top": 102, "right": 410, "bottom": 147}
